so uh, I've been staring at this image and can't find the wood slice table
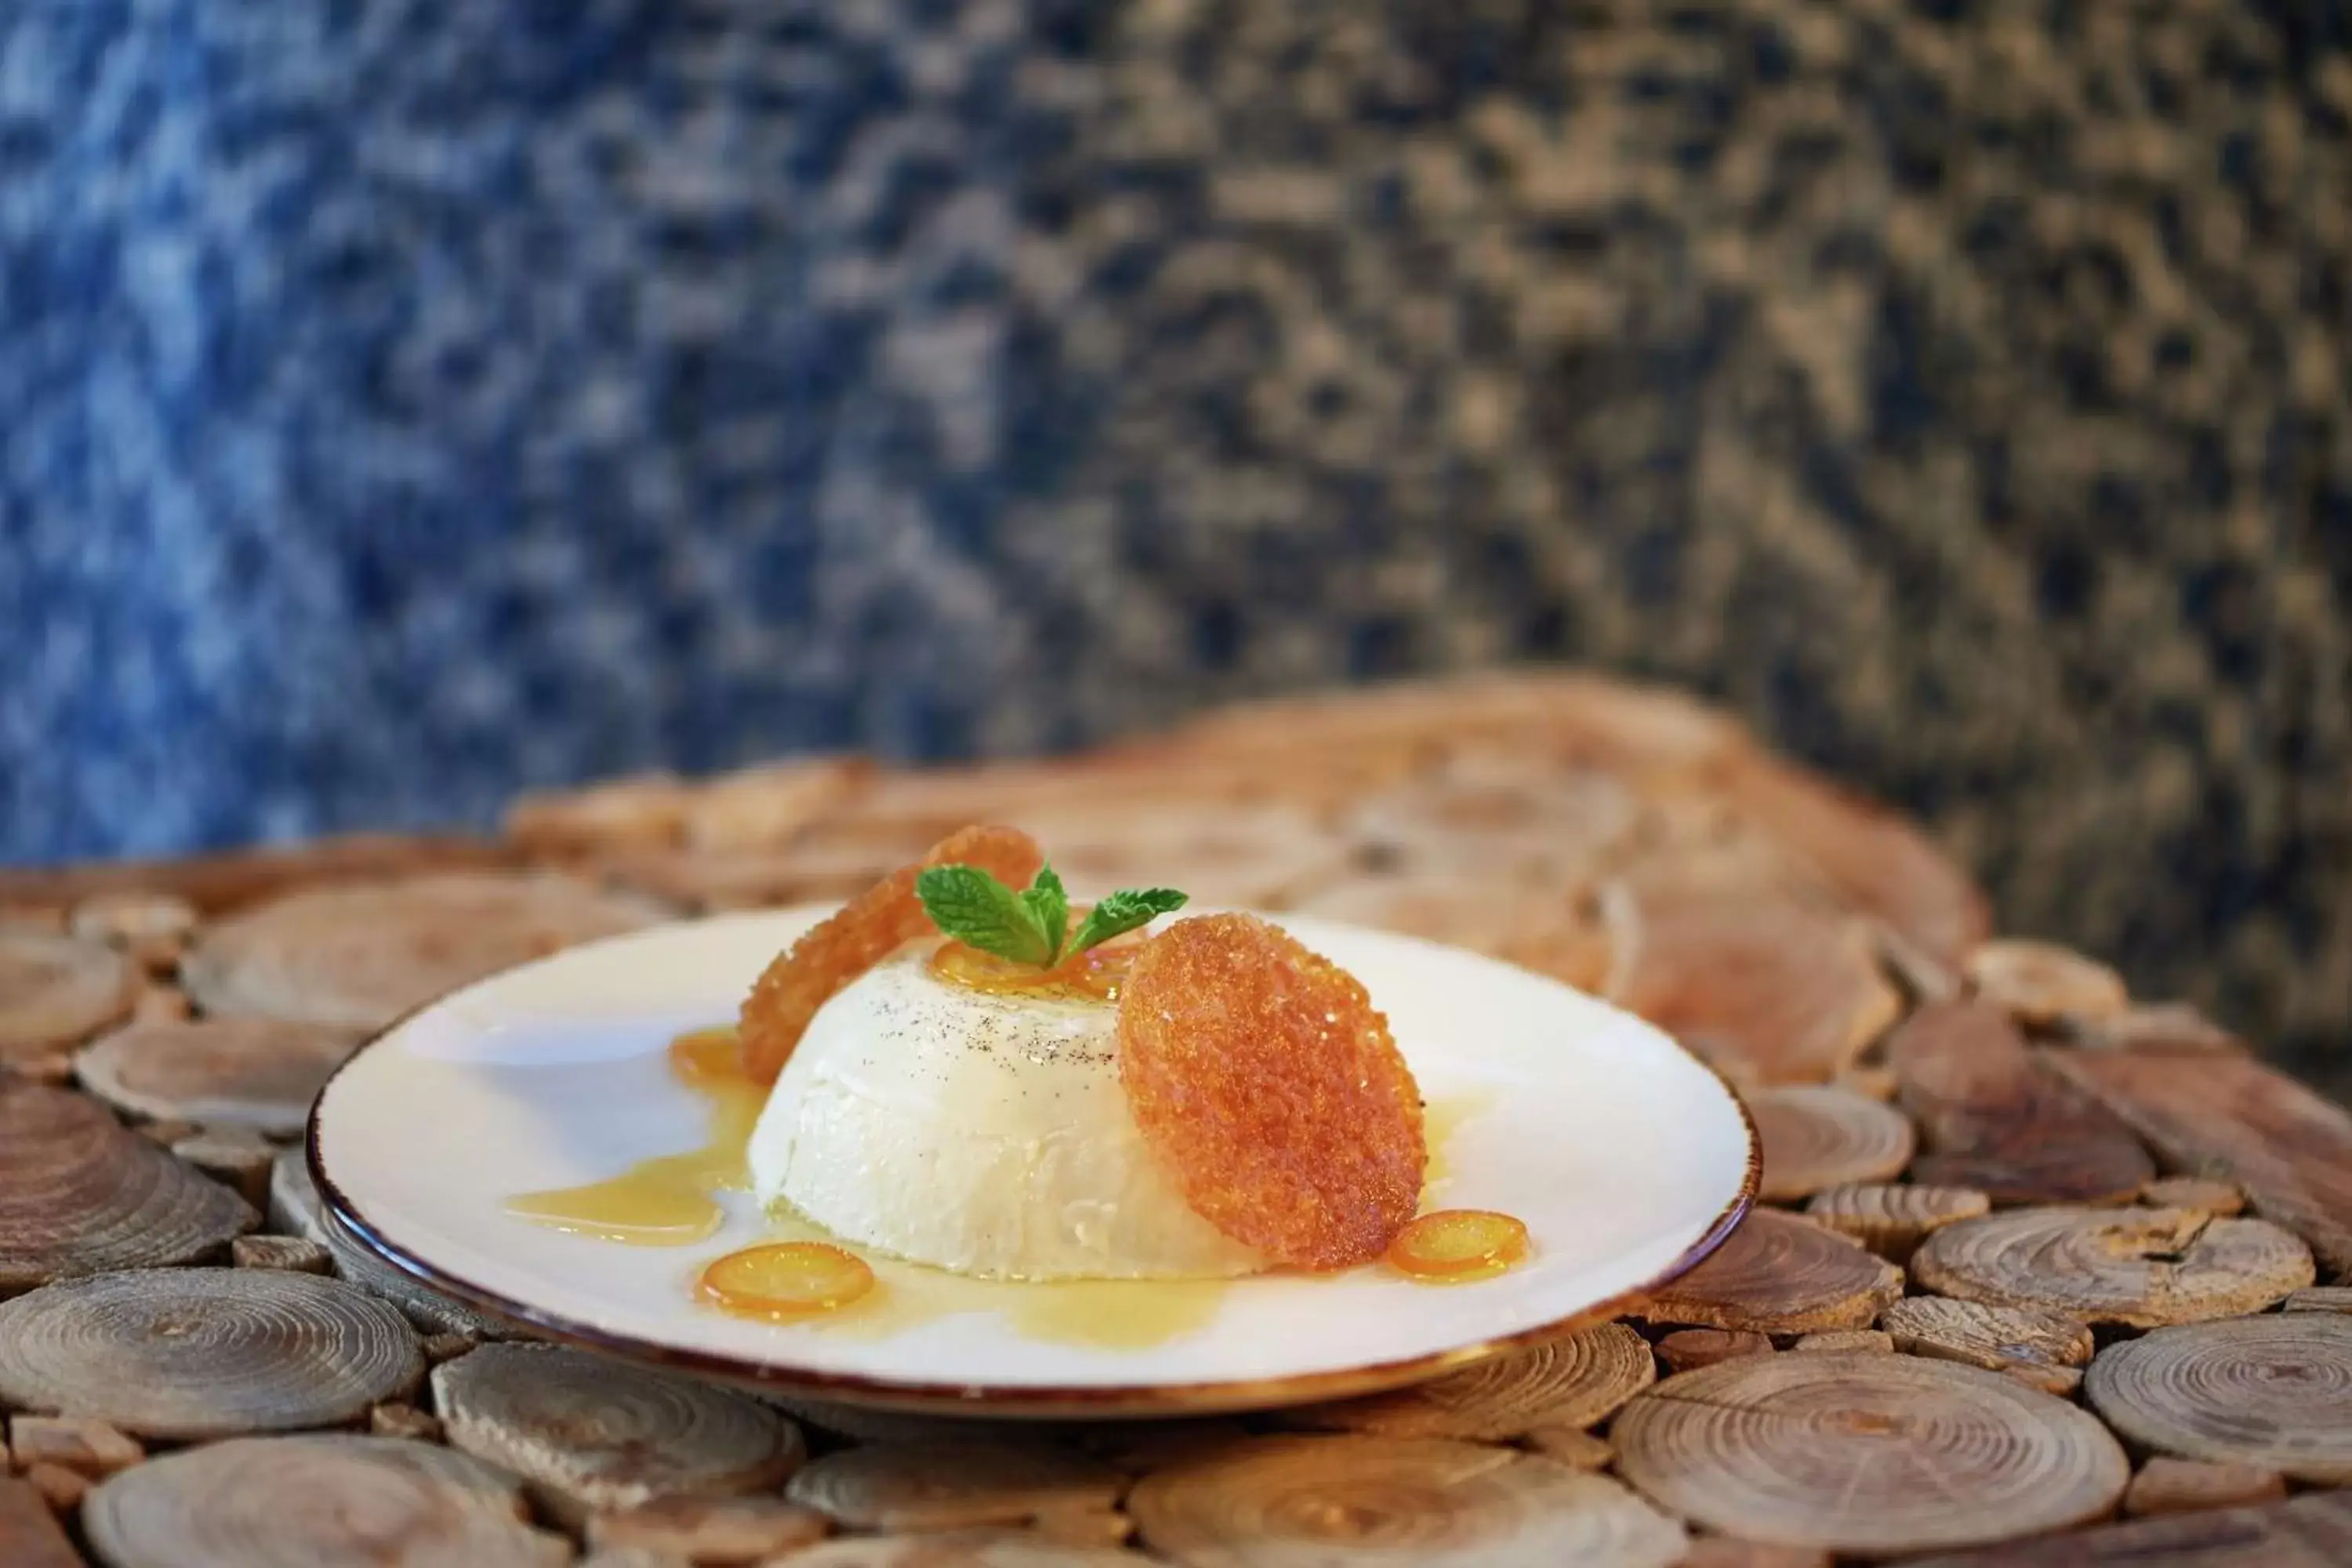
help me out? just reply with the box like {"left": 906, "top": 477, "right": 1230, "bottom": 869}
{"left": 4, "top": 670, "right": 2349, "bottom": 1566}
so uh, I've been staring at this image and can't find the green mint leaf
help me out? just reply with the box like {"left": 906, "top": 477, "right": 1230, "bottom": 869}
{"left": 1066, "top": 887, "right": 1189, "bottom": 957}
{"left": 1022, "top": 863, "right": 1071, "bottom": 964}
{"left": 916, "top": 865, "right": 1053, "bottom": 965}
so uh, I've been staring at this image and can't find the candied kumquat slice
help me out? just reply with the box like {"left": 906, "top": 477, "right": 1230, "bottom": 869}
{"left": 737, "top": 823, "right": 1043, "bottom": 1081}
{"left": 1116, "top": 913, "right": 1425, "bottom": 1270}
{"left": 1387, "top": 1209, "right": 1530, "bottom": 1283}
{"left": 698, "top": 1241, "right": 875, "bottom": 1319}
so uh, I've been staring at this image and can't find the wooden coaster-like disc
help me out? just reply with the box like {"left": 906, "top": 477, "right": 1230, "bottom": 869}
{"left": 1890, "top": 1002, "right": 2154, "bottom": 1205}
{"left": 1293, "top": 874, "right": 1617, "bottom": 994}
{"left": 1902, "top": 1491, "right": 2352, "bottom": 1567}
{"left": 780, "top": 1530, "right": 1141, "bottom": 1566}
{"left": 1802, "top": 1183, "right": 1988, "bottom": 1259}
{"left": 1675, "top": 1541, "right": 1835, "bottom": 1568}
{"left": 434, "top": 1342, "right": 804, "bottom": 1522}
{"left": 2139, "top": 1176, "right": 2245, "bottom": 1216}
{"left": 1288, "top": 1322, "right": 1656, "bottom": 1439}
{"left": 786, "top": 1442, "right": 1123, "bottom": 1531}
{"left": 1657, "top": 1329, "right": 1773, "bottom": 1374}
{"left": 0, "top": 1477, "right": 80, "bottom": 1568}
{"left": 0, "top": 833, "right": 527, "bottom": 921}
{"left": 505, "top": 771, "right": 694, "bottom": 855}
{"left": 1713, "top": 753, "right": 1991, "bottom": 967}
{"left": 1640, "top": 1210, "right": 1903, "bottom": 1335}
{"left": 69, "top": 891, "right": 199, "bottom": 956}
{"left": 1610, "top": 1352, "right": 2128, "bottom": 1557}
{"left": 1341, "top": 756, "right": 1639, "bottom": 883}
{"left": 1001, "top": 800, "right": 1354, "bottom": 912}
{"left": 82, "top": 1434, "right": 570, "bottom": 1568}
{"left": 0, "top": 1079, "right": 254, "bottom": 1290}
{"left": 1129, "top": 1434, "right": 1686, "bottom": 1568}
{"left": 1750, "top": 1087, "right": 1917, "bottom": 1201}
{"left": 597, "top": 844, "right": 829, "bottom": 913}
{"left": 2123, "top": 1457, "right": 2288, "bottom": 1519}
{"left": 2063, "top": 1002, "right": 2245, "bottom": 1055}
{"left": 0, "top": 1268, "right": 421, "bottom": 1439}
{"left": 2286, "top": 1287, "right": 2352, "bottom": 1314}
{"left": 181, "top": 872, "right": 666, "bottom": 1032}
{"left": 1912, "top": 1207, "right": 2315, "bottom": 1327}
{"left": 2045, "top": 1047, "right": 2352, "bottom": 1278}
{"left": 1880, "top": 1297, "right": 2093, "bottom": 1378}
{"left": 681, "top": 757, "right": 871, "bottom": 853}
{"left": 1964, "top": 939, "right": 2129, "bottom": 1024}
{"left": 1138, "top": 671, "right": 1729, "bottom": 786}
{"left": 586, "top": 1494, "right": 830, "bottom": 1561}
{"left": 2085, "top": 1314, "right": 2352, "bottom": 1483}
{"left": 0, "top": 930, "right": 135, "bottom": 1059}
{"left": 764, "top": 1396, "right": 1042, "bottom": 1449}
{"left": 1605, "top": 884, "right": 1901, "bottom": 1087}
{"left": 75, "top": 1018, "right": 358, "bottom": 1138}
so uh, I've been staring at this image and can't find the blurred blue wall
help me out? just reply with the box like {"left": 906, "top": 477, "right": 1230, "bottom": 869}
{"left": 2, "top": 2, "right": 2348, "bottom": 1065}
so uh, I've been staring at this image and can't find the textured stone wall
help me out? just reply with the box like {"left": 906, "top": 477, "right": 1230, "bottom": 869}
{"left": 2, "top": 1, "right": 2346, "bottom": 1075}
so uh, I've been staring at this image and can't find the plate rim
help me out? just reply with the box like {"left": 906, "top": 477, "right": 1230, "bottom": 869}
{"left": 307, "top": 909, "right": 1760, "bottom": 1417}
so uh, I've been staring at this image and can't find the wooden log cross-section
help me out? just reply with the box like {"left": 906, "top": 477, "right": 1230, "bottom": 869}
{"left": 1639, "top": 1209, "right": 1903, "bottom": 1334}
{"left": 434, "top": 1342, "right": 805, "bottom": 1523}
{"left": 0, "top": 1269, "right": 422, "bottom": 1439}
{"left": 0, "top": 928, "right": 136, "bottom": 1063}
{"left": 0, "top": 1476, "right": 81, "bottom": 1568}
{"left": 1908, "top": 1491, "right": 2352, "bottom": 1567}
{"left": 74, "top": 1016, "right": 360, "bottom": 1138}
{"left": 1889, "top": 1000, "right": 2154, "bottom": 1205}
{"left": 778, "top": 1531, "right": 1141, "bottom": 1567}
{"left": 1962, "top": 938, "right": 2129, "bottom": 1026}
{"left": 2085, "top": 1314, "right": 2352, "bottom": 1483}
{"left": 786, "top": 1441, "right": 1127, "bottom": 1534}
{"left": 1286, "top": 1322, "right": 1655, "bottom": 1440}
{"left": 81, "top": 1435, "right": 572, "bottom": 1568}
{"left": 1802, "top": 1182, "right": 1989, "bottom": 1260}
{"left": 1610, "top": 1352, "right": 2129, "bottom": 1558}
{"left": 10, "top": 671, "right": 2352, "bottom": 1566}
{"left": 1601, "top": 885, "right": 1902, "bottom": 1088}
{"left": 1748, "top": 1085, "right": 1917, "bottom": 1201}
{"left": 1127, "top": 1434, "right": 1688, "bottom": 1568}
{"left": 180, "top": 872, "right": 666, "bottom": 1033}
{"left": 0, "top": 1078, "right": 254, "bottom": 1290}
{"left": 1881, "top": 1296, "right": 2094, "bottom": 1393}
{"left": 2047, "top": 1048, "right": 2352, "bottom": 1279}
{"left": 1911, "top": 1207, "right": 2316, "bottom": 1327}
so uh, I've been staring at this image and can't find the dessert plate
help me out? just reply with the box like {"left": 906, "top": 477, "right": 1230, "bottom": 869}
{"left": 311, "top": 907, "right": 1755, "bottom": 1417}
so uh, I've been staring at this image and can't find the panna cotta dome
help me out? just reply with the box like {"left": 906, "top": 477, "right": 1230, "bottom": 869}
{"left": 748, "top": 941, "right": 1264, "bottom": 1281}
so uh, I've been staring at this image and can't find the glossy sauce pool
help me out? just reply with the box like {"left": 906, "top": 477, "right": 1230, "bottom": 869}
{"left": 505, "top": 1011, "right": 1515, "bottom": 1343}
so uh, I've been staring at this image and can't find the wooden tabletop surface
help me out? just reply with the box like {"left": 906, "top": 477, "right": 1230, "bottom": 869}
{"left": 2, "top": 671, "right": 2348, "bottom": 1566}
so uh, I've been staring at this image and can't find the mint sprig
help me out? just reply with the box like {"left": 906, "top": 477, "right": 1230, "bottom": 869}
{"left": 916, "top": 862, "right": 1186, "bottom": 969}
{"left": 914, "top": 865, "right": 1055, "bottom": 966}
{"left": 1020, "top": 863, "right": 1070, "bottom": 960}
{"left": 1063, "top": 886, "right": 1189, "bottom": 956}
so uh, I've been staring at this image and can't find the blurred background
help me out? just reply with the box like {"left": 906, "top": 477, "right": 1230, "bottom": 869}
{"left": 2, "top": 3, "right": 2347, "bottom": 1077}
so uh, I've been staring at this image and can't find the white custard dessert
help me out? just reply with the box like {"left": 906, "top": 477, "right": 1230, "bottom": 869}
{"left": 748, "top": 942, "right": 1265, "bottom": 1280}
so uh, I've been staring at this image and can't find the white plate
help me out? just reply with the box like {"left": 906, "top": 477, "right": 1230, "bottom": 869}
{"left": 311, "top": 907, "right": 1755, "bottom": 1417}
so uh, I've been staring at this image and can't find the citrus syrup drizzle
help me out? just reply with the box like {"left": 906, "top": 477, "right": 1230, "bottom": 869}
{"left": 714, "top": 1209, "right": 1234, "bottom": 1348}
{"left": 501, "top": 1026, "right": 762, "bottom": 1245}
{"left": 925, "top": 931, "right": 1140, "bottom": 1002}
{"left": 505, "top": 1021, "right": 1524, "bottom": 1336}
